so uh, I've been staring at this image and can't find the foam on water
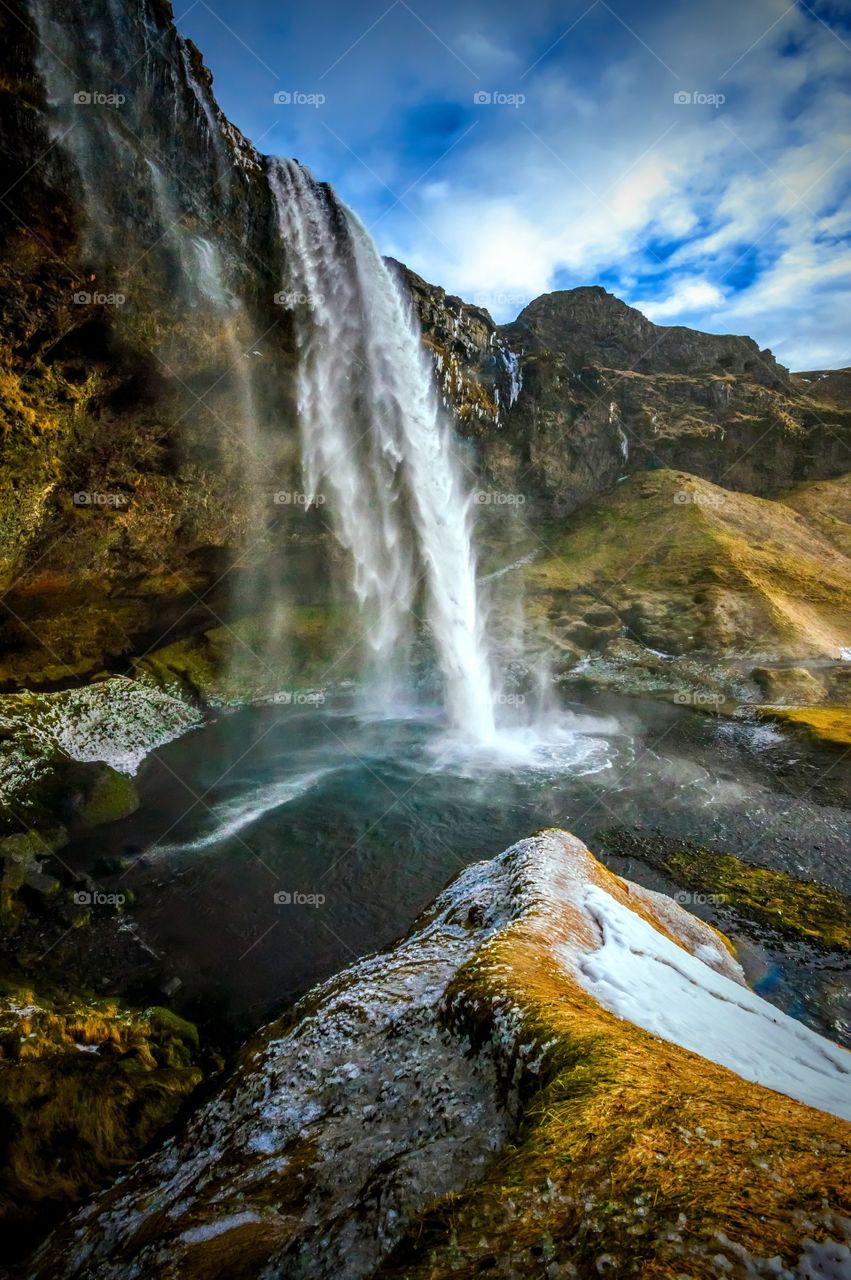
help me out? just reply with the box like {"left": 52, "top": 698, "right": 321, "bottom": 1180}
{"left": 152, "top": 767, "right": 334, "bottom": 856}
{"left": 428, "top": 710, "right": 622, "bottom": 778}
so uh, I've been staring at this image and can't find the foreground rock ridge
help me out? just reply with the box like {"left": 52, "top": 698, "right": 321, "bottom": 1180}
{"left": 29, "top": 831, "right": 851, "bottom": 1280}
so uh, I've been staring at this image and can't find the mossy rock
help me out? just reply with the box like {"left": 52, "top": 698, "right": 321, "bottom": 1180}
{"left": 751, "top": 666, "right": 827, "bottom": 705}
{"left": 0, "top": 987, "right": 203, "bottom": 1257}
{"left": 760, "top": 705, "right": 851, "bottom": 747}
{"left": 521, "top": 469, "right": 851, "bottom": 658}
{"left": 134, "top": 604, "right": 360, "bottom": 704}
{"left": 603, "top": 829, "right": 851, "bottom": 951}
{"left": 77, "top": 766, "right": 139, "bottom": 829}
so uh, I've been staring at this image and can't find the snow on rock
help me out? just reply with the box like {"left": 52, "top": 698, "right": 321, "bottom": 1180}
{"left": 568, "top": 884, "right": 851, "bottom": 1122}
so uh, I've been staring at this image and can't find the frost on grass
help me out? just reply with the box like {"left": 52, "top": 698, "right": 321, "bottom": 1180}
{"left": 569, "top": 884, "right": 851, "bottom": 1121}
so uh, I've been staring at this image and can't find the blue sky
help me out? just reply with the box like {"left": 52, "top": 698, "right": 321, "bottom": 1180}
{"left": 175, "top": 0, "right": 851, "bottom": 369}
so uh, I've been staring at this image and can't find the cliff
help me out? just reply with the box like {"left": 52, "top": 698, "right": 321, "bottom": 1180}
{"left": 1, "top": 0, "right": 849, "bottom": 692}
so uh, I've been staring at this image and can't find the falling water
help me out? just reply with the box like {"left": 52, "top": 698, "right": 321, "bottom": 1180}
{"left": 269, "top": 159, "right": 496, "bottom": 740}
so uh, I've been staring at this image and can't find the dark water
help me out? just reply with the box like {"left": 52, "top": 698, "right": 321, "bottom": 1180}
{"left": 62, "top": 690, "right": 851, "bottom": 1044}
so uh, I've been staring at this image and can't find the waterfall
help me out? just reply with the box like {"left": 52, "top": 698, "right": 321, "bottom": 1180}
{"left": 268, "top": 159, "right": 496, "bottom": 740}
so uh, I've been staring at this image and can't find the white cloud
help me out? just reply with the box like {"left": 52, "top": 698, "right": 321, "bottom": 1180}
{"left": 371, "top": 0, "right": 851, "bottom": 366}
{"left": 639, "top": 280, "right": 726, "bottom": 320}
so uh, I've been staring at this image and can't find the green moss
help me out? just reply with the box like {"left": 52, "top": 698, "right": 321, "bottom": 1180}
{"left": 135, "top": 604, "right": 360, "bottom": 704}
{"left": 77, "top": 766, "right": 139, "bottom": 828}
{"left": 760, "top": 705, "right": 851, "bottom": 746}
{"left": 520, "top": 469, "right": 851, "bottom": 657}
{"left": 603, "top": 829, "right": 851, "bottom": 951}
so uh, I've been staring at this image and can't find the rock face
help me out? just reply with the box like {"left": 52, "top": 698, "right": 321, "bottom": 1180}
{"left": 503, "top": 287, "right": 789, "bottom": 383}
{"left": 2, "top": 0, "right": 850, "bottom": 688}
{"left": 398, "top": 279, "right": 851, "bottom": 532}
{"left": 0, "top": 0, "right": 307, "bottom": 687}
{"left": 29, "top": 831, "right": 851, "bottom": 1280}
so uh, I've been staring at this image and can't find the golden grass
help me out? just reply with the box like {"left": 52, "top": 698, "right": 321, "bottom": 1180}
{"left": 763, "top": 705, "right": 851, "bottom": 746}
{"left": 379, "top": 841, "right": 851, "bottom": 1278}
{"left": 522, "top": 470, "right": 851, "bottom": 657}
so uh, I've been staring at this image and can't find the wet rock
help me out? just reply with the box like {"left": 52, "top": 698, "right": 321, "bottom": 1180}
{"left": 751, "top": 666, "right": 828, "bottom": 704}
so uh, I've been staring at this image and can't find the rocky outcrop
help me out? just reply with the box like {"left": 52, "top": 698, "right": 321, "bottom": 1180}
{"left": 493, "top": 306, "right": 850, "bottom": 514}
{"left": 402, "top": 280, "right": 851, "bottom": 518}
{"left": 0, "top": 0, "right": 308, "bottom": 687}
{"left": 502, "top": 287, "right": 790, "bottom": 383}
{"left": 389, "top": 260, "right": 521, "bottom": 430}
{"left": 0, "top": 677, "right": 200, "bottom": 917}
{"left": 28, "top": 830, "right": 851, "bottom": 1279}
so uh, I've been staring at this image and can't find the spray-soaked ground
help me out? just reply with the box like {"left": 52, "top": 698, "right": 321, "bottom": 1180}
{"left": 61, "top": 690, "right": 851, "bottom": 1045}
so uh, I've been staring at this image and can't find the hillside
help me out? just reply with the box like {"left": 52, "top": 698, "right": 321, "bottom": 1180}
{"left": 521, "top": 469, "right": 851, "bottom": 660}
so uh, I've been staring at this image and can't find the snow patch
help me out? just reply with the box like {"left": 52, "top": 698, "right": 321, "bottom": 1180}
{"left": 570, "top": 884, "right": 851, "bottom": 1121}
